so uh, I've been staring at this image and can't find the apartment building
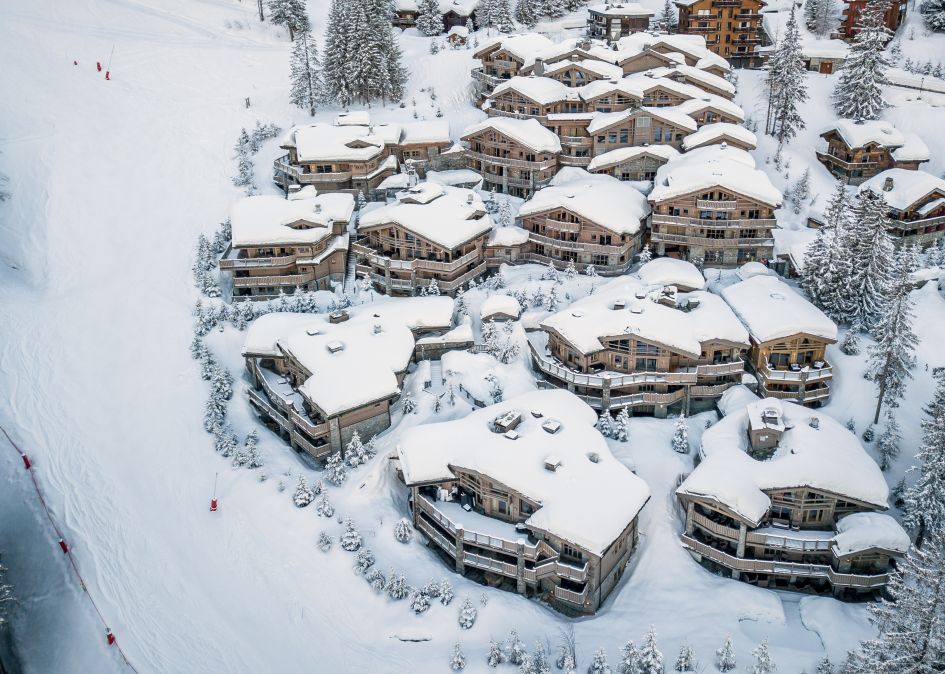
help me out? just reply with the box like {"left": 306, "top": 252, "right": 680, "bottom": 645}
{"left": 354, "top": 183, "right": 493, "bottom": 295}
{"left": 721, "top": 274, "right": 837, "bottom": 407}
{"left": 461, "top": 117, "right": 561, "bottom": 197}
{"left": 675, "top": 0, "right": 767, "bottom": 67}
{"left": 838, "top": 0, "right": 906, "bottom": 40}
{"left": 242, "top": 298, "right": 456, "bottom": 459}
{"left": 397, "top": 389, "right": 651, "bottom": 614}
{"left": 858, "top": 169, "right": 945, "bottom": 247}
{"left": 517, "top": 170, "right": 650, "bottom": 274}
{"left": 472, "top": 33, "right": 556, "bottom": 91}
{"left": 648, "top": 145, "right": 781, "bottom": 266}
{"left": 221, "top": 190, "right": 354, "bottom": 300}
{"left": 817, "top": 119, "right": 930, "bottom": 185}
{"left": 528, "top": 268, "right": 750, "bottom": 416}
{"left": 587, "top": 3, "right": 656, "bottom": 42}
{"left": 677, "top": 396, "right": 908, "bottom": 596}
{"left": 274, "top": 115, "right": 451, "bottom": 195}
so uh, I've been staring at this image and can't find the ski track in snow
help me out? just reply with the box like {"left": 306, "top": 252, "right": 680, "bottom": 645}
{"left": 2, "top": 0, "right": 944, "bottom": 672}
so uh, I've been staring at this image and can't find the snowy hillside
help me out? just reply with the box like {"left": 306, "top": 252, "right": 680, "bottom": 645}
{"left": 2, "top": 1, "right": 945, "bottom": 673}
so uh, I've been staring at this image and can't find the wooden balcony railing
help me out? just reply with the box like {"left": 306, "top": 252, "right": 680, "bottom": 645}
{"left": 759, "top": 362, "right": 833, "bottom": 383}
{"left": 652, "top": 214, "right": 777, "bottom": 228}
{"left": 691, "top": 511, "right": 740, "bottom": 541}
{"left": 233, "top": 272, "right": 316, "bottom": 288}
{"left": 466, "top": 149, "right": 557, "bottom": 171}
{"left": 695, "top": 199, "right": 739, "bottom": 210}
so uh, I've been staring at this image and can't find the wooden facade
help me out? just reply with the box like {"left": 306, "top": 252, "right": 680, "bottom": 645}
{"left": 649, "top": 187, "right": 778, "bottom": 266}
{"left": 816, "top": 129, "right": 927, "bottom": 186}
{"left": 838, "top": 0, "right": 906, "bottom": 40}
{"left": 462, "top": 126, "right": 559, "bottom": 197}
{"left": 588, "top": 149, "right": 675, "bottom": 181}
{"left": 747, "top": 333, "right": 834, "bottom": 406}
{"left": 675, "top": 0, "right": 766, "bottom": 68}
{"left": 587, "top": 5, "right": 655, "bottom": 42}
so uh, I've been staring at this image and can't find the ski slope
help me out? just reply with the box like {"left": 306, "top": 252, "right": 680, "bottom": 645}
{"left": 2, "top": 1, "right": 944, "bottom": 673}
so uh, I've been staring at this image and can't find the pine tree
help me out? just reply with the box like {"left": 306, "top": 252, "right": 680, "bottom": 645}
{"left": 659, "top": 0, "right": 677, "bottom": 31}
{"left": 394, "top": 517, "right": 413, "bottom": 543}
{"left": 614, "top": 406, "right": 631, "bottom": 442}
{"left": 457, "top": 597, "right": 477, "bottom": 628}
{"left": 509, "top": 630, "right": 527, "bottom": 665}
{"left": 289, "top": 30, "right": 322, "bottom": 116}
{"left": 815, "top": 655, "right": 833, "bottom": 674}
{"left": 597, "top": 412, "right": 615, "bottom": 439}
{"left": 325, "top": 451, "right": 348, "bottom": 485}
{"left": 365, "top": 568, "right": 386, "bottom": 592}
{"left": 515, "top": 0, "right": 540, "bottom": 27}
{"left": 493, "top": 0, "right": 516, "bottom": 33}
{"left": 417, "top": 0, "right": 443, "bottom": 36}
{"left": 847, "top": 189, "right": 895, "bottom": 332}
{"left": 439, "top": 578, "right": 454, "bottom": 605}
{"left": 865, "top": 249, "right": 918, "bottom": 423}
{"left": 546, "top": 0, "right": 567, "bottom": 17}
{"left": 268, "top": 0, "right": 309, "bottom": 40}
{"left": 451, "top": 642, "right": 467, "bottom": 671}
{"left": 674, "top": 643, "right": 694, "bottom": 672}
{"left": 402, "top": 391, "right": 418, "bottom": 414}
{"left": 533, "top": 641, "right": 551, "bottom": 674}
{"left": 750, "top": 640, "right": 776, "bottom": 674}
{"left": 245, "top": 430, "right": 263, "bottom": 469}
{"left": 618, "top": 641, "right": 640, "bottom": 674}
{"left": 904, "top": 371, "right": 945, "bottom": 547}
{"left": 843, "top": 534, "right": 945, "bottom": 671}
{"left": 833, "top": 0, "right": 892, "bottom": 119}
{"left": 672, "top": 417, "right": 689, "bottom": 453}
{"left": 639, "top": 626, "right": 663, "bottom": 674}
{"left": 876, "top": 411, "right": 901, "bottom": 471}
{"left": 766, "top": 6, "right": 808, "bottom": 143}
{"left": 293, "top": 475, "right": 315, "bottom": 507}
{"left": 317, "top": 531, "right": 333, "bottom": 551}
{"left": 588, "top": 648, "right": 612, "bottom": 674}
{"left": 638, "top": 243, "right": 652, "bottom": 266}
{"left": 354, "top": 548, "right": 375, "bottom": 574}
{"left": 487, "top": 638, "right": 506, "bottom": 667}
{"left": 792, "top": 168, "right": 811, "bottom": 213}
{"left": 386, "top": 571, "right": 409, "bottom": 599}
{"left": 923, "top": 0, "right": 945, "bottom": 31}
{"left": 340, "top": 518, "right": 363, "bottom": 551}
{"left": 345, "top": 430, "right": 367, "bottom": 467}
{"left": 716, "top": 636, "right": 736, "bottom": 672}
{"left": 802, "top": 182, "right": 855, "bottom": 322}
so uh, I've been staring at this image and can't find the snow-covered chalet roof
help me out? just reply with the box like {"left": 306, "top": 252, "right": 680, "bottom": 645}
{"left": 461, "top": 117, "right": 562, "bottom": 153}
{"left": 397, "top": 389, "right": 651, "bottom": 555}
{"left": 358, "top": 183, "right": 493, "bottom": 250}
{"left": 649, "top": 144, "right": 781, "bottom": 207}
{"left": 636, "top": 257, "right": 706, "bottom": 291}
{"left": 487, "top": 225, "right": 530, "bottom": 246}
{"left": 859, "top": 169, "right": 945, "bottom": 213}
{"left": 822, "top": 119, "right": 907, "bottom": 150}
{"left": 675, "top": 96, "right": 746, "bottom": 122}
{"left": 669, "top": 64, "right": 736, "bottom": 96}
{"left": 587, "top": 105, "right": 697, "bottom": 134}
{"left": 400, "top": 120, "right": 451, "bottom": 145}
{"left": 291, "top": 123, "right": 392, "bottom": 162}
{"left": 480, "top": 294, "right": 522, "bottom": 321}
{"left": 541, "top": 276, "right": 748, "bottom": 357}
{"left": 230, "top": 195, "right": 346, "bottom": 247}
{"left": 681, "top": 123, "right": 758, "bottom": 151}
{"left": 542, "top": 58, "right": 624, "bottom": 81}
{"left": 475, "top": 33, "right": 557, "bottom": 67}
{"left": 518, "top": 169, "right": 650, "bottom": 233}
{"left": 720, "top": 275, "right": 837, "bottom": 344}
{"left": 588, "top": 2, "right": 654, "bottom": 16}
{"left": 677, "top": 398, "right": 890, "bottom": 526}
{"left": 833, "top": 512, "right": 910, "bottom": 557}
{"left": 587, "top": 144, "right": 680, "bottom": 171}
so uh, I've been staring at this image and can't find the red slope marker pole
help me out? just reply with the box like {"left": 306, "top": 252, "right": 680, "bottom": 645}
{"left": 210, "top": 472, "right": 218, "bottom": 512}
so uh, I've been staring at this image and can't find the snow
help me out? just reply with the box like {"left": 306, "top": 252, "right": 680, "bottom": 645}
{"left": 822, "top": 118, "right": 908, "bottom": 151}
{"left": 671, "top": 64, "right": 737, "bottom": 96}
{"left": 587, "top": 105, "right": 697, "bottom": 134}
{"left": 229, "top": 195, "right": 334, "bottom": 247}
{"left": 720, "top": 275, "right": 837, "bottom": 344}
{"left": 474, "top": 33, "right": 557, "bottom": 68}
{"left": 542, "top": 58, "right": 625, "bottom": 81}
{"left": 736, "top": 261, "right": 775, "bottom": 280}
{"left": 397, "top": 389, "right": 651, "bottom": 555}
{"left": 636, "top": 257, "right": 706, "bottom": 291}
{"left": 681, "top": 123, "right": 758, "bottom": 151}
{"left": 358, "top": 184, "right": 493, "bottom": 250}
{"left": 460, "top": 116, "right": 562, "bottom": 153}
{"left": 885, "top": 68, "right": 945, "bottom": 95}
{"left": 291, "top": 123, "right": 393, "bottom": 162}
{"left": 480, "top": 294, "right": 522, "bottom": 320}
{"left": 540, "top": 276, "right": 748, "bottom": 358}
{"left": 833, "top": 512, "right": 910, "bottom": 556}
{"left": 675, "top": 96, "right": 747, "bottom": 123}
{"left": 587, "top": 144, "right": 680, "bottom": 171}
{"left": 650, "top": 145, "right": 782, "bottom": 208}
{"left": 519, "top": 169, "right": 650, "bottom": 234}
{"left": 400, "top": 120, "right": 451, "bottom": 145}
{"left": 587, "top": 3, "right": 655, "bottom": 17}
{"left": 425, "top": 169, "right": 483, "bottom": 188}
{"left": 487, "top": 225, "right": 530, "bottom": 246}
{"left": 718, "top": 384, "right": 761, "bottom": 417}
{"left": 858, "top": 168, "right": 945, "bottom": 212}
{"left": 679, "top": 398, "right": 891, "bottom": 526}
{"left": 492, "top": 76, "right": 573, "bottom": 105}
{"left": 891, "top": 133, "right": 932, "bottom": 163}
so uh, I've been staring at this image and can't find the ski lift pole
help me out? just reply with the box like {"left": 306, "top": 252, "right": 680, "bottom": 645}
{"left": 105, "top": 44, "right": 115, "bottom": 80}
{"left": 210, "top": 472, "right": 219, "bottom": 512}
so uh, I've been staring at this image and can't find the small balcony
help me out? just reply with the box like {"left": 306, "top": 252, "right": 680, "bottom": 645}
{"left": 759, "top": 360, "right": 833, "bottom": 384}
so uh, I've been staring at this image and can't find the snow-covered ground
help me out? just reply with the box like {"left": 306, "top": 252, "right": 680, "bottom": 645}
{"left": 2, "top": 1, "right": 945, "bottom": 673}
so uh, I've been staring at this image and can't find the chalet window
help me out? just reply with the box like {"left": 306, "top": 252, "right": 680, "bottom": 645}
{"left": 520, "top": 499, "right": 534, "bottom": 515}
{"left": 635, "top": 357, "right": 658, "bottom": 371}
{"left": 608, "top": 132, "right": 617, "bottom": 144}
{"left": 705, "top": 229, "right": 725, "bottom": 239}
{"left": 619, "top": 129, "right": 629, "bottom": 144}
{"left": 742, "top": 229, "right": 757, "bottom": 239}
{"left": 592, "top": 254, "right": 609, "bottom": 266}
{"left": 315, "top": 165, "right": 334, "bottom": 174}
{"left": 562, "top": 543, "right": 583, "bottom": 560}
{"left": 769, "top": 353, "right": 790, "bottom": 368}
{"left": 700, "top": 210, "right": 712, "bottom": 220}
{"left": 653, "top": 127, "right": 663, "bottom": 142}
{"left": 670, "top": 207, "right": 682, "bottom": 216}
{"left": 497, "top": 499, "right": 508, "bottom": 515}
{"left": 597, "top": 135, "right": 605, "bottom": 143}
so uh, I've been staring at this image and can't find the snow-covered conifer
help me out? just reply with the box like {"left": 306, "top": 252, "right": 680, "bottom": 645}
{"left": 190, "top": 335, "right": 208, "bottom": 361}
{"left": 585, "top": 263, "right": 598, "bottom": 277}
{"left": 792, "top": 168, "right": 811, "bottom": 213}
{"left": 451, "top": 642, "right": 467, "bottom": 671}
{"left": 844, "top": 536, "right": 945, "bottom": 671}
{"left": 833, "top": 0, "right": 891, "bottom": 119}
{"left": 458, "top": 597, "right": 477, "bottom": 628}
{"left": 366, "top": 568, "right": 386, "bottom": 592}
{"left": 614, "top": 406, "right": 631, "bottom": 442}
{"left": 587, "top": 648, "right": 611, "bottom": 674}
{"left": 618, "top": 641, "right": 640, "bottom": 674}
{"left": 293, "top": 476, "right": 315, "bottom": 507}
{"left": 340, "top": 519, "right": 362, "bottom": 551}
{"left": 394, "top": 517, "right": 413, "bottom": 543}
{"left": 439, "top": 578, "right": 454, "bottom": 605}
{"left": 674, "top": 643, "right": 694, "bottom": 672}
{"left": 426, "top": 278, "right": 441, "bottom": 296}
{"left": 325, "top": 451, "right": 348, "bottom": 485}
{"left": 924, "top": 0, "right": 945, "bottom": 31}
{"left": 765, "top": 6, "right": 808, "bottom": 143}
{"left": 515, "top": 0, "right": 540, "bottom": 26}
{"left": 815, "top": 655, "right": 833, "bottom": 674}
{"left": 244, "top": 431, "right": 263, "bottom": 468}
{"left": 638, "top": 243, "right": 652, "bottom": 266}
{"left": 597, "top": 412, "right": 614, "bottom": 439}
{"left": 268, "top": 0, "right": 309, "bottom": 40}
{"left": 565, "top": 260, "right": 577, "bottom": 279}
{"left": 317, "top": 531, "right": 333, "bottom": 551}
{"left": 639, "top": 626, "right": 663, "bottom": 674}
{"left": 487, "top": 639, "right": 506, "bottom": 667}
{"left": 716, "top": 636, "right": 736, "bottom": 672}
{"left": 562, "top": 652, "right": 576, "bottom": 673}
{"left": 839, "top": 325, "right": 861, "bottom": 355}
{"left": 750, "top": 640, "right": 775, "bottom": 674}
{"left": 401, "top": 392, "right": 418, "bottom": 414}
{"left": 354, "top": 548, "right": 375, "bottom": 574}
{"left": 904, "top": 371, "right": 945, "bottom": 546}
{"left": 659, "top": 0, "right": 677, "bottom": 31}
{"left": 315, "top": 494, "right": 335, "bottom": 517}
{"left": 672, "top": 417, "right": 689, "bottom": 453}
{"left": 865, "top": 251, "right": 918, "bottom": 423}
{"left": 508, "top": 630, "right": 527, "bottom": 665}
{"left": 493, "top": 0, "right": 516, "bottom": 32}
{"left": 417, "top": 0, "right": 443, "bottom": 35}
{"left": 847, "top": 189, "right": 895, "bottom": 332}
{"left": 877, "top": 411, "right": 901, "bottom": 471}
{"left": 345, "top": 430, "right": 367, "bottom": 467}
{"left": 289, "top": 29, "right": 322, "bottom": 116}
{"left": 801, "top": 182, "right": 854, "bottom": 321}
{"left": 410, "top": 589, "right": 431, "bottom": 614}
{"left": 498, "top": 199, "right": 513, "bottom": 227}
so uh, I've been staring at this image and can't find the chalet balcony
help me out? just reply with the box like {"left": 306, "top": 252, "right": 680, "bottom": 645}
{"left": 481, "top": 173, "right": 555, "bottom": 190}
{"left": 232, "top": 271, "right": 316, "bottom": 288}
{"left": 559, "top": 136, "right": 593, "bottom": 146}
{"left": 352, "top": 240, "right": 481, "bottom": 274}
{"left": 691, "top": 510, "right": 741, "bottom": 541}
{"left": 558, "top": 155, "right": 593, "bottom": 168}
{"left": 733, "top": 24, "right": 759, "bottom": 32}
{"left": 759, "top": 360, "right": 833, "bottom": 383}
{"left": 219, "top": 245, "right": 299, "bottom": 270}
{"left": 528, "top": 231, "right": 632, "bottom": 256}
{"left": 695, "top": 199, "right": 739, "bottom": 210}
{"left": 471, "top": 68, "right": 504, "bottom": 89}
{"left": 367, "top": 262, "right": 488, "bottom": 293}
{"left": 466, "top": 149, "right": 557, "bottom": 171}
{"left": 652, "top": 213, "right": 777, "bottom": 229}
{"left": 815, "top": 150, "right": 879, "bottom": 171}
{"left": 895, "top": 214, "right": 945, "bottom": 231}
{"left": 487, "top": 108, "right": 548, "bottom": 123}
{"left": 649, "top": 232, "right": 775, "bottom": 249}
{"left": 680, "top": 534, "right": 890, "bottom": 589}
{"left": 273, "top": 155, "right": 352, "bottom": 184}
{"left": 542, "top": 217, "right": 582, "bottom": 233}
{"left": 511, "top": 252, "right": 631, "bottom": 275}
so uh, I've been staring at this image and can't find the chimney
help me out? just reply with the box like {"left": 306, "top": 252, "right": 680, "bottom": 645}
{"left": 534, "top": 57, "right": 545, "bottom": 76}
{"left": 809, "top": 416, "right": 820, "bottom": 429}
{"left": 466, "top": 193, "right": 474, "bottom": 204}
{"left": 315, "top": 203, "right": 322, "bottom": 214}
{"left": 883, "top": 176, "right": 894, "bottom": 192}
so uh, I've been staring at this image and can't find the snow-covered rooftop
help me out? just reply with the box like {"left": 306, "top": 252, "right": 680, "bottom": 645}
{"left": 587, "top": 105, "right": 697, "bottom": 134}
{"left": 670, "top": 64, "right": 736, "bottom": 96}
{"left": 822, "top": 118, "right": 907, "bottom": 150}
{"left": 230, "top": 194, "right": 353, "bottom": 247}
{"left": 649, "top": 145, "right": 781, "bottom": 208}
{"left": 542, "top": 58, "right": 624, "bottom": 81}
{"left": 476, "top": 33, "right": 557, "bottom": 67}
{"left": 541, "top": 276, "right": 748, "bottom": 357}
{"left": 588, "top": 2, "right": 655, "bottom": 16}
{"left": 480, "top": 294, "right": 522, "bottom": 320}
{"left": 720, "top": 275, "right": 837, "bottom": 344}
{"left": 358, "top": 183, "right": 493, "bottom": 250}
{"left": 518, "top": 169, "right": 650, "bottom": 234}
{"left": 636, "top": 257, "right": 706, "bottom": 291}
{"left": 291, "top": 123, "right": 391, "bottom": 162}
{"left": 858, "top": 169, "right": 945, "bottom": 213}
{"left": 400, "top": 120, "right": 451, "bottom": 145}
{"left": 677, "top": 398, "right": 890, "bottom": 526}
{"left": 587, "top": 144, "right": 680, "bottom": 171}
{"left": 397, "top": 389, "right": 651, "bottom": 555}
{"left": 833, "top": 512, "right": 910, "bottom": 557}
{"left": 675, "top": 96, "right": 746, "bottom": 123}
{"left": 681, "top": 123, "right": 758, "bottom": 151}
{"left": 493, "top": 76, "right": 573, "bottom": 106}
{"left": 461, "top": 117, "right": 562, "bottom": 153}
{"left": 243, "top": 298, "right": 454, "bottom": 416}
{"left": 487, "top": 225, "right": 530, "bottom": 246}
{"left": 426, "top": 169, "right": 484, "bottom": 188}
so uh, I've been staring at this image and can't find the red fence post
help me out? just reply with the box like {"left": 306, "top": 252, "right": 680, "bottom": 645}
{"left": 58, "top": 538, "right": 69, "bottom": 554}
